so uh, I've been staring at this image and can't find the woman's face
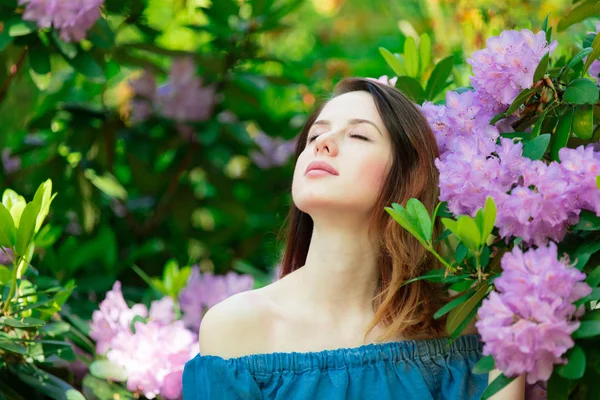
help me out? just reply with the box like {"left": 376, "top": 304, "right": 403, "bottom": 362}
{"left": 292, "top": 91, "right": 393, "bottom": 218}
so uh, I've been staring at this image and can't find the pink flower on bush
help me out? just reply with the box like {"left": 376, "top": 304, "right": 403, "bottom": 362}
{"left": 19, "top": 0, "right": 104, "bottom": 42}
{"left": 89, "top": 281, "right": 148, "bottom": 354}
{"left": 249, "top": 132, "right": 297, "bottom": 169}
{"left": 366, "top": 75, "right": 398, "bottom": 87}
{"left": 467, "top": 29, "right": 557, "bottom": 108}
{"left": 476, "top": 242, "right": 591, "bottom": 384}
{"left": 178, "top": 267, "right": 254, "bottom": 332}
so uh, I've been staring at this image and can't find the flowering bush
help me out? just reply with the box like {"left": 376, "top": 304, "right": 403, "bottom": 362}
{"left": 85, "top": 267, "right": 254, "bottom": 399}
{"left": 380, "top": 10, "right": 600, "bottom": 400}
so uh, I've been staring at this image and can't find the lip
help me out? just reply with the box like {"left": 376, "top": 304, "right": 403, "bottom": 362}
{"left": 305, "top": 161, "right": 339, "bottom": 176}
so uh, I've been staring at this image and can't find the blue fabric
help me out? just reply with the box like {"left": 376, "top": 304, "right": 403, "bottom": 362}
{"left": 182, "top": 333, "right": 488, "bottom": 400}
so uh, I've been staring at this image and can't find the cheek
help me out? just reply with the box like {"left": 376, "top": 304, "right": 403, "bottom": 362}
{"left": 354, "top": 155, "right": 391, "bottom": 191}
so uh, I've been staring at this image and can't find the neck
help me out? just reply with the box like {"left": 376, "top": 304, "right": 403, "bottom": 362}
{"left": 295, "top": 217, "right": 381, "bottom": 322}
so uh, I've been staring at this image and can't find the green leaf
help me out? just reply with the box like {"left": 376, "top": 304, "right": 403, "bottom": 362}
{"left": 446, "top": 283, "right": 489, "bottom": 335}
{"left": 89, "top": 360, "right": 128, "bottom": 382}
{"left": 456, "top": 216, "right": 481, "bottom": 252}
{"left": 28, "top": 46, "right": 51, "bottom": 75}
{"left": 532, "top": 106, "right": 553, "bottom": 138}
{"left": 473, "top": 355, "right": 495, "bottom": 374}
{"left": 572, "top": 320, "right": 600, "bottom": 338}
{"left": 84, "top": 169, "right": 127, "bottom": 200}
{"left": 66, "top": 51, "right": 105, "bottom": 83}
{"left": 403, "top": 36, "right": 418, "bottom": 78}
{"left": 586, "top": 265, "right": 600, "bottom": 287}
{"left": 406, "top": 198, "right": 432, "bottom": 242}
{"left": 557, "top": 0, "right": 600, "bottom": 32}
{"left": 481, "top": 196, "right": 497, "bottom": 244}
{"left": 419, "top": 33, "right": 431, "bottom": 75}
{"left": 533, "top": 51, "right": 550, "bottom": 82}
{"left": 0, "top": 29, "right": 13, "bottom": 52}
{"left": 547, "top": 371, "right": 570, "bottom": 400}
{"left": 563, "top": 78, "right": 599, "bottom": 104}
{"left": 551, "top": 108, "right": 574, "bottom": 161}
{"left": 87, "top": 17, "right": 115, "bottom": 49}
{"left": 1, "top": 316, "right": 45, "bottom": 328}
{"left": 522, "top": 134, "right": 551, "bottom": 160}
{"left": 7, "top": 19, "right": 36, "bottom": 37}
{"left": 556, "top": 344, "right": 586, "bottom": 379}
{"left": 15, "top": 200, "right": 41, "bottom": 257}
{"left": 425, "top": 55, "right": 454, "bottom": 100}
{"left": 82, "top": 375, "right": 134, "bottom": 400}
{"left": 481, "top": 373, "right": 516, "bottom": 399}
{"left": 379, "top": 47, "right": 406, "bottom": 76}
{"left": 0, "top": 203, "right": 17, "bottom": 248}
{"left": 50, "top": 31, "right": 77, "bottom": 59}
{"left": 541, "top": 12, "right": 550, "bottom": 33}
{"left": 386, "top": 206, "right": 426, "bottom": 246}
{"left": 401, "top": 268, "right": 467, "bottom": 287}
{"left": 559, "top": 47, "right": 592, "bottom": 79}
{"left": 433, "top": 290, "right": 474, "bottom": 319}
{"left": 10, "top": 364, "right": 86, "bottom": 400}
{"left": 573, "top": 240, "right": 600, "bottom": 270}
{"left": 0, "top": 340, "right": 26, "bottom": 355}
{"left": 395, "top": 76, "right": 426, "bottom": 104}
{"left": 506, "top": 87, "right": 536, "bottom": 116}
{"left": 573, "top": 210, "right": 600, "bottom": 231}
{"left": 584, "top": 31, "right": 600, "bottom": 76}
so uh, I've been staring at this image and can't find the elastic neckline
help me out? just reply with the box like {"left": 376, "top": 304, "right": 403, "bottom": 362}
{"left": 197, "top": 333, "right": 483, "bottom": 376}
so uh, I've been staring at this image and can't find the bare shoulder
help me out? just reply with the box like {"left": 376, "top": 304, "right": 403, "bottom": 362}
{"left": 198, "top": 286, "right": 277, "bottom": 359}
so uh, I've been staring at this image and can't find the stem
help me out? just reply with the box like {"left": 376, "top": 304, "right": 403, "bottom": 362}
{"left": 2, "top": 255, "right": 21, "bottom": 313}
{"left": 426, "top": 243, "right": 456, "bottom": 272}
{"left": 0, "top": 47, "right": 29, "bottom": 106}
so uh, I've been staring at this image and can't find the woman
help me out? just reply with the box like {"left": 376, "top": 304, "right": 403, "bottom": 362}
{"left": 182, "top": 77, "right": 524, "bottom": 399}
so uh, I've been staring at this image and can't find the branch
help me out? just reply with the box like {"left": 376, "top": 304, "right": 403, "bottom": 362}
{"left": 0, "top": 47, "right": 29, "bottom": 105}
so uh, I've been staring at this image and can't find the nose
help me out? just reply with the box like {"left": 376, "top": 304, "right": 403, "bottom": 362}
{"left": 313, "top": 132, "right": 339, "bottom": 156}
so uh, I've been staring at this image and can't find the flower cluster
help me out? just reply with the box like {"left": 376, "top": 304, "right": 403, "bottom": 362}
{"left": 249, "top": 131, "right": 297, "bottom": 169}
{"left": 366, "top": 75, "right": 398, "bottom": 87}
{"left": 467, "top": 29, "right": 558, "bottom": 109}
{"left": 476, "top": 242, "right": 591, "bottom": 384}
{"left": 129, "top": 57, "right": 216, "bottom": 125}
{"left": 90, "top": 282, "right": 197, "bottom": 399}
{"left": 178, "top": 267, "right": 254, "bottom": 332}
{"left": 19, "top": 0, "right": 104, "bottom": 42}
{"left": 419, "top": 29, "right": 600, "bottom": 248}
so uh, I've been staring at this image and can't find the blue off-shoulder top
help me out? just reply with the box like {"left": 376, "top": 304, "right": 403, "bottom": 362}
{"left": 182, "top": 333, "right": 488, "bottom": 400}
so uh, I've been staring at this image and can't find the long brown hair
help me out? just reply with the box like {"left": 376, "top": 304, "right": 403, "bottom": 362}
{"left": 279, "top": 77, "right": 448, "bottom": 342}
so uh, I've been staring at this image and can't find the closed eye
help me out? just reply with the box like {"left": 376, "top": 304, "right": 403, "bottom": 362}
{"left": 350, "top": 134, "right": 370, "bottom": 141}
{"left": 308, "top": 134, "right": 320, "bottom": 143}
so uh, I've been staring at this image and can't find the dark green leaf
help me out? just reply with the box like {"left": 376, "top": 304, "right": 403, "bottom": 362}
{"left": 425, "top": 55, "right": 454, "bottom": 100}
{"left": 547, "top": 371, "right": 569, "bottom": 400}
{"left": 500, "top": 131, "right": 533, "bottom": 140}
{"left": 82, "top": 375, "right": 134, "bottom": 400}
{"left": 28, "top": 45, "right": 51, "bottom": 75}
{"left": 573, "top": 240, "right": 600, "bottom": 270}
{"left": 473, "top": 355, "right": 495, "bottom": 374}
{"left": 0, "top": 29, "right": 12, "bottom": 52}
{"left": 533, "top": 52, "right": 550, "bottom": 81}
{"left": 1, "top": 316, "right": 44, "bottom": 329}
{"left": 583, "top": 31, "right": 600, "bottom": 76}
{"left": 447, "top": 283, "right": 489, "bottom": 335}
{"left": 481, "top": 373, "right": 516, "bottom": 399}
{"left": 573, "top": 210, "right": 600, "bottom": 231}
{"left": 434, "top": 290, "right": 474, "bottom": 319}
{"left": 557, "top": 345, "right": 586, "bottom": 379}
{"left": 522, "top": 134, "right": 551, "bottom": 160}
{"left": 572, "top": 320, "right": 600, "bottom": 338}
{"left": 10, "top": 364, "right": 86, "bottom": 400}
{"left": 532, "top": 105, "right": 553, "bottom": 138}
{"left": 541, "top": 13, "right": 550, "bottom": 33}
{"left": 66, "top": 51, "right": 105, "bottom": 83}
{"left": 557, "top": 0, "right": 600, "bottom": 32}
{"left": 50, "top": 31, "right": 77, "bottom": 59}
{"left": 395, "top": 76, "right": 426, "bottom": 104}
{"left": 586, "top": 265, "right": 600, "bottom": 287}
{"left": 0, "top": 340, "right": 26, "bottom": 354}
{"left": 87, "top": 17, "right": 115, "bottom": 49}
{"left": 563, "top": 78, "right": 599, "bottom": 104}
{"left": 401, "top": 268, "right": 468, "bottom": 287}
{"left": 406, "top": 198, "right": 432, "bottom": 242}
{"left": 506, "top": 87, "right": 536, "bottom": 116}
{"left": 559, "top": 47, "right": 592, "bottom": 79}
{"left": 550, "top": 108, "right": 574, "bottom": 161}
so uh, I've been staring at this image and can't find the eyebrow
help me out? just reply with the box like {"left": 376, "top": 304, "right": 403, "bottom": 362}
{"left": 311, "top": 118, "right": 383, "bottom": 136}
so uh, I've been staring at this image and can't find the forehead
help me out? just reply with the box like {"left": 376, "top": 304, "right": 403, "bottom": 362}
{"left": 316, "top": 91, "right": 385, "bottom": 130}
